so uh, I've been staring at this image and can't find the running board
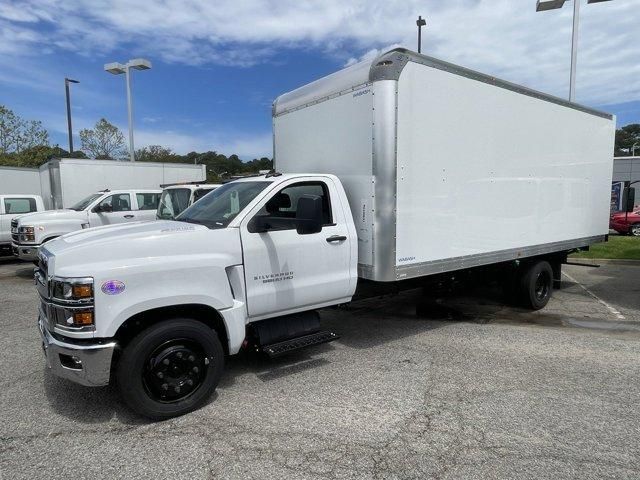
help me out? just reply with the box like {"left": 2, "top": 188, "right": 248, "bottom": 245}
{"left": 261, "top": 331, "right": 339, "bottom": 358}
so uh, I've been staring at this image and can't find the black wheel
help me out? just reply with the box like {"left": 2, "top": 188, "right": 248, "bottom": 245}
{"left": 519, "top": 260, "right": 553, "bottom": 310}
{"left": 630, "top": 224, "right": 640, "bottom": 237}
{"left": 116, "top": 318, "right": 224, "bottom": 420}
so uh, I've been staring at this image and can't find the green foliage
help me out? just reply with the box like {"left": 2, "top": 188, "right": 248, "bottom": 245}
{"left": 0, "top": 145, "right": 87, "bottom": 168}
{"left": 571, "top": 235, "right": 640, "bottom": 260}
{"left": 79, "top": 118, "right": 128, "bottom": 160}
{"left": 0, "top": 105, "right": 49, "bottom": 154}
{"left": 615, "top": 124, "right": 640, "bottom": 156}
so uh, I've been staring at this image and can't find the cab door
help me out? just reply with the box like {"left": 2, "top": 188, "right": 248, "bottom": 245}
{"left": 134, "top": 192, "right": 161, "bottom": 222}
{"left": 88, "top": 193, "right": 134, "bottom": 226}
{"left": 240, "top": 178, "right": 353, "bottom": 318}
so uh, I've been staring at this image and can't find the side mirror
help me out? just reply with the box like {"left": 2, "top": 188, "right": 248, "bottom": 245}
{"left": 295, "top": 195, "right": 323, "bottom": 235}
{"left": 250, "top": 215, "right": 270, "bottom": 233}
{"left": 625, "top": 187, "right": 636, "bottom": 213}
{"left": 94, "top": 204, "right": 112, "bottom": 213}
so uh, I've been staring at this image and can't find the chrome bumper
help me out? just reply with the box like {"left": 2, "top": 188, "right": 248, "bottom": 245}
{"left": 12, "top": 242, "right": 39, "bottom": 261}
{"left": 38, "top": 316, "right": 116, "bottom": 387}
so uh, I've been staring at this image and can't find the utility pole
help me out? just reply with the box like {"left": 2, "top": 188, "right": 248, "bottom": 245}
{"left": 64, "top": 78, "right": 79, "bottom": 153}
{"left": 416, "top": 16, "right": 426, "bottom": 54}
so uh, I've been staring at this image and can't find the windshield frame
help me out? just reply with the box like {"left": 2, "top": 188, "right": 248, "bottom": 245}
{"left": 175, "top": 180, "right": 272, "bottom": 229}
{"left": 69, "top": 193, "right": 104, "bottom": 211}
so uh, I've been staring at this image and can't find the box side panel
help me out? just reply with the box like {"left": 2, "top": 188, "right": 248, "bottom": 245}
{"left": 395, "top": 62, "right": 614, "bottom": 276}
{"left": 58, "top": 161, "right": 202, "bottom": 208}
{"left": 0, "top": 167, "right": 41, "bottom": 196}
{"left": 274, "top": 85, "right": 375, "bottom": 267}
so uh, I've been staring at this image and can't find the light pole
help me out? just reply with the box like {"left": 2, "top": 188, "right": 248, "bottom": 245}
{"left": 64, "top": 78, "right": 79, "bottom": 153}
{"left": 632, "top": 142, "right": 639, "bottom": 157}
{"left": 536, "top": 0, "right": 613, "bottom": 102}
{"left": 416, "top": 16, "right": 426, "bottom": 54}
{"left": 104, "top": 58, "right": 152, "bottom": 161}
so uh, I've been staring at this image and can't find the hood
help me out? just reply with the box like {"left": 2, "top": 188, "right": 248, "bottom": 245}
{"left": 43, "top": 220, "right": 242, "bottom": 277}
{"left": 15, "top": 209, "right": 86, "bottom": 225}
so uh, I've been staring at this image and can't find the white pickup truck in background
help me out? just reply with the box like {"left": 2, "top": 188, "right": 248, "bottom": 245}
{"left": 33, "top": 48, "right": 614, "bottom": 419}
{"left": 156, "top": 183, "right": 221, "bottom": 220}
{"left": 12, "top": 189, "right": 161, "bottom": 261}
{"left": 0, "top": 194, "right": 45, "bottom": 255}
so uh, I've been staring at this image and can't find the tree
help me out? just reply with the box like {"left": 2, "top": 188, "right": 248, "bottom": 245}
{"left": 615, "top": 124, "right": 640, "bottom": 156}
{"left": 0, "top": 105, "right": 49, "bottom": 154}
{"left": 135, "top": 145, "right": 179, "bottom": 162}
{"left": 79, "top": 118, "right": 127, "bottom": 159}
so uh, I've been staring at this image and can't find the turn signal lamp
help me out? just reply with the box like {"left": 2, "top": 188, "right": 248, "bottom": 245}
{"left": 72, "top": 284, "right": 93, "bottom": 298}
{"left": 72, "top": 311, "right": 94, "bottom": 326}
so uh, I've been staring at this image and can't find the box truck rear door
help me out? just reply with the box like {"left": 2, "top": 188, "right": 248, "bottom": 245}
{"left": 241, "top": 179, "right": 352, "bottom": 317}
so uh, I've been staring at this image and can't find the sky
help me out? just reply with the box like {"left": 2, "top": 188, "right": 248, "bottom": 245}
{"left": 1, "top": 0, "right": 639, "bottom": 160}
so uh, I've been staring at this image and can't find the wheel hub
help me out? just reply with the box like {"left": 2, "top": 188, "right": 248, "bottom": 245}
{"left": 534, "top": 272, "right": 550, "bottom": 301}
{"left": 143, "top": 340, "right": 208, "bottom": 403}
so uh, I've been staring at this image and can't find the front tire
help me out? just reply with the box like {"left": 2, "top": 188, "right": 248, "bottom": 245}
{"left": 116, "top": 318, "right": 224, "bottom": 420}
{"left": 630, "top": 224, "right": 640, "bottom": 237}
{"left": 519, "top": 260, "right": 553, "bottom": 310}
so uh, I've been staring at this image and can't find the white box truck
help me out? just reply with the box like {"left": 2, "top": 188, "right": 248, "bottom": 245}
{"left": 39, "top": 158, "right": 206, "bottom": 209}
{"left": 32, "top": 49, "right": 614, "bottom": 419}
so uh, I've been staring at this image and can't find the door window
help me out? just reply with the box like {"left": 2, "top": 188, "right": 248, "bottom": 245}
{"left": 136, "top": 193, "right": 160, "bottom": 210}
{"left": 98, "top": 194, "right": 131, "bottom": 212}
{"left": 251, "top": 182, "right": 332, "bottom": 231}
{"left": 4, "top": 197, "right": 37, "bottom": 214}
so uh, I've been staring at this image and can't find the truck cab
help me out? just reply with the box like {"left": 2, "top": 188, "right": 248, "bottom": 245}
{"left": 12, "top": 189, "right": 161, "bottom": 261}
{"left": 36, "top": 174, "right": 356, "bottom": 418}
{"left": 156, "top": 183, "right": 221, "bottom": 220}
{"left": 0, "top": 194, "right": 44, "bottom": 255}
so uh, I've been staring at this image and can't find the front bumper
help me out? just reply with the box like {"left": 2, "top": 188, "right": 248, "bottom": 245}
{"left": 12, "top": 242, "right": 39, "bottom": 261}
{"left": 38, "top": 316, "right": 116, "bottom": 387}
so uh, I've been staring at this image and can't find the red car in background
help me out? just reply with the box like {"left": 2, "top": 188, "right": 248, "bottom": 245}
{"left": 610, "top": 209, "right": 640, "bottom": 236}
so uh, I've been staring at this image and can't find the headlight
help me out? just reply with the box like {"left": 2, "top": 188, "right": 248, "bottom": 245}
{"left": 18, "top": 226, "right": 35, "bottom": 242}
{"left": 51, "top": 277, "right": 94, "bottom": 303}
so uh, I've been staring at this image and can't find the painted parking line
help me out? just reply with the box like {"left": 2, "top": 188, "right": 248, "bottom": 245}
{"left": 562, "top": 271, "right": 626, "bottom": 321}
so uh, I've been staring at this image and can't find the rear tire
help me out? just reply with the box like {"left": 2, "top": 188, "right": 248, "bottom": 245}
{"left": 519, "top": 260, "right": 553, "bottom": 310}
{"left": 116, "top": 318, "right": 224, "bottom": 420}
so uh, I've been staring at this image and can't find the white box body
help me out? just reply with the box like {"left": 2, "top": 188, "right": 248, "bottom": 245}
{"left": 40, "top": 158, "right": 206, "bottom": 209}
{"left": 274, "top": 49, "right": 615, "bottom": 282}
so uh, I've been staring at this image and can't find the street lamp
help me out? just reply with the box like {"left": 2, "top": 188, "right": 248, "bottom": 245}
{"left": 416, "top": 16, "right": 427, "bottom": 54}
{"left": 535, "top": 0, "right": 613, "bottom": 102}
{"left": 64, "top": 78, "right": 79, "bottom": 153}
{"left": 104, "top": 58, "right": 152, "bottom": 161}
{"left": 632, "top": 142, "right": 639, "bottom": 157}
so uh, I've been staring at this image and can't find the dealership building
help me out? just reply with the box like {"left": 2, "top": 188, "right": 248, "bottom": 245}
{"left": 612, "top": 156, "right": 640, "bottom": 212}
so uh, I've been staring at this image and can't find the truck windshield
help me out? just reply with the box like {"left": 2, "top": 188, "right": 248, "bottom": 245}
{"left": 176, "top": 181, "right": 270, "bottom": 229}
{"left": 69, "top": 193, "right": 103, "bottom": 211}
{"left": 157, "top": 188, "right": 191, "bottom": 219}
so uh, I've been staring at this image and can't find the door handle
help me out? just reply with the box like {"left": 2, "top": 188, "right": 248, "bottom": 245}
{"left": 124, "top": 215, "right": 135, "bottom": 219}
{"left": 326, "top": 235, "right": 347, "bottom": 243}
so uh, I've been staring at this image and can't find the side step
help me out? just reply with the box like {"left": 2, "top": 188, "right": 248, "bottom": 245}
{"left": 261, "top": 331, "right": 339, "bottom": 358}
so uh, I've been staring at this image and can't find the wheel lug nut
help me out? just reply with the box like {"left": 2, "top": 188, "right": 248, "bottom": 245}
{"left": 176, "top": 352, "right": 183, "bottom": 359}
{"left": 192, "top": 366, "right": 199, "bottom": 373}
{"left": 174, "top": 386, "right": 181, "bottom": 393}
{"left": 188, "top": 355, "right": 195, "bottom": 362}
{"left": 162, "top": 359, "right": 170, "bottom": 365}
{"left": 186, "top": 379, "right": 193, "bottom": 386}
{"left": 157, "top": 372, "right": 164, "bottom": 379}
{"left": 161, "top": 383, "right": 168, "bottom": 390}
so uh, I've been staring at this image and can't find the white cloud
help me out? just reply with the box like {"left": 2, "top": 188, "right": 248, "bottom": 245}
{"left": 131, "top": 129, "right": 273, "bottom": 159}
{"left": 2, "top": 1, "right": 639, "bottom": 106}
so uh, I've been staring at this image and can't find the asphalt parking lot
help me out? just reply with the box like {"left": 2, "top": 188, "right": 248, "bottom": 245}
{"left": 1, "top": 257, "right": 639, "bottom": 479}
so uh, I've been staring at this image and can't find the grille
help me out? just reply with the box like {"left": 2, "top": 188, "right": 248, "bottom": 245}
{"left": 10, "top": 219, "right": 19, "bottom": 243}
